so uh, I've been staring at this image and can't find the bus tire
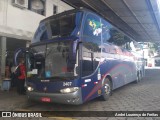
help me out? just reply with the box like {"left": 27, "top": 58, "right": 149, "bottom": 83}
{"left": 101, "top": 77, "right": 112, "bottom": 101}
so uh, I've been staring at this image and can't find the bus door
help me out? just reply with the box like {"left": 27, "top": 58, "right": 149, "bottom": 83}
{"left": 81, "top": 44, "right": 101, "bottom": 102}
{"left": 81, "top": 38, "right": 101, "bottom": 101}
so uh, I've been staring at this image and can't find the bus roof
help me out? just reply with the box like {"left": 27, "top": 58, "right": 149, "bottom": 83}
{"left": 39, "top": 8, "right": 136, "bottom": 42}
{"left": 40, "top": 8, "right": 93, "bottom": 23}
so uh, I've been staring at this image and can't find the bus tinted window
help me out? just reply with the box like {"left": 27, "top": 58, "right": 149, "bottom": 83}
{"left": 33, "top": 12, "right": 83, "bottom": 43}
{"left": 27, "top": 45, "right": 46, "bottom": 78}
{"left": 45, "top": 41, "right": 76, "bottom": 78}
{"left": 109, "top": 28, "right": 125, "bottom": 46}
{"left": 27, "top": 41, "right": 77, "bottom": 79}
{"left": 60, "top": 15, "right": 76, "bottom": 36}
{"left": 101, "top": 18, "right": 132, "bottom": 50}
{"left": 50, "top": 14, "right": 76, "bottom": 37}
{"left": 102, "top": 19, "right": 112, "bottom": 43}
{"left": 50, "top": 19, "right": 60, "bottom": 37}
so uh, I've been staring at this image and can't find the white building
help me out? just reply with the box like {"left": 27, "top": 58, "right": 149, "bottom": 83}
{"left": 0, "top": 0, "right": 72, "bottom": 81}
{"left": 139, "top": 42, "right": 158, "bottom": 67}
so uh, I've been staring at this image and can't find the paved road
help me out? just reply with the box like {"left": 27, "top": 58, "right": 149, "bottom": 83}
{"left": 6, "top": 68, "right": 160, "bottom": 120}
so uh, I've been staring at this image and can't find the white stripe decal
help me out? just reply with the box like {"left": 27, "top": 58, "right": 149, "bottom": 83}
{"left": 85, "top": 79, "right": 91, "bottom": 83}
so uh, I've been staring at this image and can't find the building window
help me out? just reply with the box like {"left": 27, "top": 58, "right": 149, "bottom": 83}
{"left": 53, "top": 5, "right": 58, "bottom": 15}
{"left": 28, "top": 0, "right": 46, "bottom": 16}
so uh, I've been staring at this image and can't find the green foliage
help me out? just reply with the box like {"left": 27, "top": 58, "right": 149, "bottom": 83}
{"left": 109, "top": 29, "right": 130, "bottom": 46}
{"left": 148, "top": 43, "right": 158, "bottom": 53}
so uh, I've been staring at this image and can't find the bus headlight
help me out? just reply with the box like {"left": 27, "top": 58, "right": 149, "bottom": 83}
{"left": 60, "top": 87, "right": 79, "bottom": 94}
{"left": 27, "top": 86, "right": 34, "bottom": 92}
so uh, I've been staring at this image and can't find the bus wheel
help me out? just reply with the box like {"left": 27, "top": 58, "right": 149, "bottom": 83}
{"left": 101, "top": 78, "right": 112, "bottom": 101}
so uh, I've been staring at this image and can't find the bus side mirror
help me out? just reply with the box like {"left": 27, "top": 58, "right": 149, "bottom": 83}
{"left": 74, "top": 64, "right": 79, "bottom": 76}
{"left": 76, "top": 66, "right": 79, "bottom": 74}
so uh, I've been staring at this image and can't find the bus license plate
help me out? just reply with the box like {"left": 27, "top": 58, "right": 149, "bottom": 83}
{"left": 41, "top": 97, "right": 51, "bottom": 102}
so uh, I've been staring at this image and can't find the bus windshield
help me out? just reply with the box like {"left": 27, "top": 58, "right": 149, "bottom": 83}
{"left": 33, "top": 12, "right": 83, "bottom": 43}
{"left": 26, "top": 41, "right": 77, "bottom": 80}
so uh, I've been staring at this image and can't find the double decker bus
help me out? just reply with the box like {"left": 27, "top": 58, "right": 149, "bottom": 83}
{"left": 20, "top": 8, "right": 144, "bottom": 105}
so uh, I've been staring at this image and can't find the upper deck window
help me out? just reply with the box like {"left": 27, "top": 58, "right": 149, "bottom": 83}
{"left": 50, "top": 13, "right": 76, "bottom": 38}
{"left": 33, "top": 12, "right": 83, "bottom": 43}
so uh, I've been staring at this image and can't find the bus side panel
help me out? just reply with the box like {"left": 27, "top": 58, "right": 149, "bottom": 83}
{"left": 100, "top": 59, "right": 136, "bottom": 90}
{"left": 82, "top": 59, "right": 132, "bottom": 102}
{"left": 81, "top": 71, "right": 100, "bottom": 102}
{"left": 100, "top": 59, "right": 123, "bottom": 89}
{"left": 82, "top": 52, "right": 137, "bottom": 102}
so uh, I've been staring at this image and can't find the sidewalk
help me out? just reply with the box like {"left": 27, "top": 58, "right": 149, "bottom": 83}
{"left": 0, "top": 87, "right": 28, "bottom": 111}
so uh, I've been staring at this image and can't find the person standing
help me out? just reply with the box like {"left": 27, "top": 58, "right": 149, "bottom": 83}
{"left": 16, "top": 59, "right": 26, "bottom": 95}
{"left": 11, "top": 64, "right": 16, "bottom": 87}
{"left": 5, "top": 62, "right": 10, "bottom": 79}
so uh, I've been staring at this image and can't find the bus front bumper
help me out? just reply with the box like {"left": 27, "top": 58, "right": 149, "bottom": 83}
{"left": 27, "top": 88, "right": 83, "bottom": 105}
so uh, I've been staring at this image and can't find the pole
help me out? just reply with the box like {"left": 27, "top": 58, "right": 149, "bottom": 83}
{"left": 0, "top": 36, "right": 7, "bottom": 85}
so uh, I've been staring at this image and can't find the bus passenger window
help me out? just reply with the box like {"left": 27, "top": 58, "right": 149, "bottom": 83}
{"left": 82, "top": 50, "right": 93, "bottom": 76}
{"left": 108, "top": 29, "right": 125, "bottom": 46}
{"left": 102, "top": 19, "right": 112, "bottom": 43}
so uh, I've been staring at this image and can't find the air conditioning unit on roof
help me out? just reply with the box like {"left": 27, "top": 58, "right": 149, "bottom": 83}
{"left": 12, "top": 0, "right": 28, "bottom": 9}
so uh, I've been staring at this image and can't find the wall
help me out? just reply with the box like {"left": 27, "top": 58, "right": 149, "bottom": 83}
{"left": 0, "top": 0, "right": 5, "bottom": 26}
{"left": 7, "top": 1, "right": 45, "bottom": 33}
{"left": 0, "top": 0, "right": 73, "bottom": 40}
{"left": 46, "top": 0, "right": 73, "bottom": 17}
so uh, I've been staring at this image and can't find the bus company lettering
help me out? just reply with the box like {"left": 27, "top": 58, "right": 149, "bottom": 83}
{"left": 27, "top": 113, "right": 42, "bottom": 117}
{"left": 12, "top": 112, "right": 42, "bottom": 117}
{"left": 63, "top": 82, "right": 72, "bottom": 86}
